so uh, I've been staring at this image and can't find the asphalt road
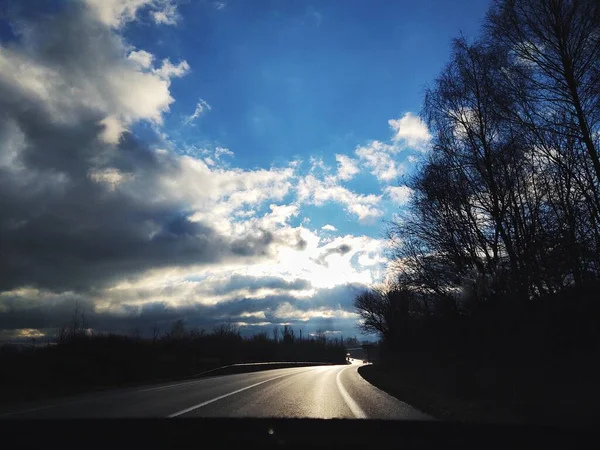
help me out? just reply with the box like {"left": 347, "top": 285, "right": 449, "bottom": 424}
{"left": 0, "top": 360, "right": 431, "bottom": 419}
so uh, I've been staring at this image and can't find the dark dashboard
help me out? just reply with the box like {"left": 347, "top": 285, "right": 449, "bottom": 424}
{"left": 1, "top": 419, "right": 594, "bottom": 449}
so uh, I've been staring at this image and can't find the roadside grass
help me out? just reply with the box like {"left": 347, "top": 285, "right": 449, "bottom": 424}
{"left": 358, "top": 356, "right": 599, "bottom": 428}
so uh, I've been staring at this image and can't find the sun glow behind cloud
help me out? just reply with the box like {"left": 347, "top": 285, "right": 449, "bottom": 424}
{"left": 0, "top": 0, "right": 433, "bottom": 340}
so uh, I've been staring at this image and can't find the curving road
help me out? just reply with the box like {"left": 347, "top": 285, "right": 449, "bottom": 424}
{"left": 0, "top": 361, "right": 431, "bottom": 419}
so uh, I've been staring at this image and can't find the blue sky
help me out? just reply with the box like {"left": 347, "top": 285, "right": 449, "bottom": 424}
{"left": 0, "top": 0, "right": 490, "bottom": 341}
{"left": 133, "top": 0, "right": 490, "bottom": 235}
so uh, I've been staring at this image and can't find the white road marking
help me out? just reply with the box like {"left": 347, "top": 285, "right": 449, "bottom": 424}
{"left": 0, "top": 367, "right": 310, "bottom": 418}
{"left": 0, "top": 403, "right": 60, "bottom": 418}
{"left": 136, "top": 377, "right": 218, "bottom": 393}
{"left": 336, "top": 366, "right": 367, "bottom": 419}
{"left": 135, "top": 366, "right": 307, "bottom": 393}
{"left": 0, "top": 379, "right": 212, "bottom": 417}
{"left": 167, "top": 372, "right": 292, "bottom": 418}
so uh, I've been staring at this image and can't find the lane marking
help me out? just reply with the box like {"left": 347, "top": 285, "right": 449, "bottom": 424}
{"left": 0, "top": 404, "right": 61, "bottom": 418}
{"left": 336, "top": 366, "right": 367, "bottom": 419}
{"left": 0, "top": 376, "right": 225, "bottom": 417}
{"left": 167, "top": 372, "right": 293, "bottom": 418}
{"left": 135, "top": 375, "right": 238, "bottom": 394}
{"left": 0, "top": 367, "right": 310, "bottom": 418}
{"left": 137, "top": 365, "right": 315, "bottom": 394}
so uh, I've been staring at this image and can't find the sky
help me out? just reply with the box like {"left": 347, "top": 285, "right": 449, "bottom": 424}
{"left": 0, "top": 0, "right": 490, "bottom": 342}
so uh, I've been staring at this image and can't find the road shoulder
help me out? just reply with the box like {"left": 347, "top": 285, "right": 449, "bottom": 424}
{"left": 357, "top": 364, "right": 475, "bottom": 423}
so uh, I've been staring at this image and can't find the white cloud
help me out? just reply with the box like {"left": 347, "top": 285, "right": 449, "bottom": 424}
{"left": 0, "top": 119, "right": 26, "bottom": 173}
{"left": 334, "top": 154, "right": 359, "bottom": 181}
{"left": 180, "top": 146, "right": 234, "bottom": 165}
{"left": 261, "top": 204, "right": 299, "bottom": 227}
{"left": 154, "top": 59, "right": 190, "bottom": 79}
{"left": 385, "top": 185, "right": 413, "bottom": 206}
{"left": 151, "top": 156, "right": 297, "bottom": 235}
{"left": 98, "top": 115, "right": 127, "bottom": 144}
{"left": 127, "top": 50, "right": 154, "bottom": 69}
{"left": 388, "top": 112, "right": 431, "bottom": 150}
{"left": 215, "top": 147, "right": 234, "bottom": 159}
{"left": 85, "top": 0, "right": 150, "bottom": 27}
{"left": 239, "top": 311, "right": 267, "bottom": 319}
{"left": 151, "top": 1, "right": 179, "bottom": 25}
{"left": 274, "top": 302, "right": 358, "bottom": 322}
{"left": 297, "top": 174, "right": 382, "bottom": 223}
{"left": 450, "top": 107, "right": 477, "bottom": 141}
{"left": 308, "top": 156, "right": 327, "bottom": 173}
{"left": 88, "top": 167, "right": 133, "bottom": 191}
{"left": 357, "top": 252, "right": 386, "bottom": 267}
{"left": 84, "top": 0, "right": 179, "bottom": 28}
{"left": 183, "top": 98, "right": 212, "bottom": 124}
{"left": 338, "top": 111, "right": 425, "bottom": 185}
{"left": 86, "top": 228, "right": 386, "bottom": 311}
{"left": 0, "top": 16, "right": 189, "bottom": 144}
{"left": 355, "top": 140, "right": 404, "bottom": 182}
{"left": 0, "top": 1, "right": 396, "bottom": 339}
{"left": 214, "top": 2, "right": 227, "bottom": 10}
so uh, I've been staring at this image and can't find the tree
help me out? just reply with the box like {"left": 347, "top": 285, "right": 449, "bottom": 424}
{"left": 213, "top": 319, "right": 240, "bottom": 339}
{"left": 282, "top": 325, "right": 294, "bottom": 344}
{"left": 314, "top": 329, "right": 326, "bottom": 343}
{"left": 487, "top": 0, "right": 600, "bottom": 185}
{"left": 57, "top": 301, "right": 88, "bottom": 344}
{"left": 151, "top": 322, "right": 160, "bottom": 343}
{"left": 169, "top": 319, "right": 186, "bottom": 340}
{"left": 354, "top": 283, "right": 415, "bottom": 344}
{"left": 345, "top": 336, "right": 360, "bottom": 347}
{"left": 421, "top": 36, "right": 537, "bottom": 302}
{"left": 486, "top": 0, "right": 600, "bottom": 282}
{"left": 375, "top": 0, "right": 600, "bottom": 363}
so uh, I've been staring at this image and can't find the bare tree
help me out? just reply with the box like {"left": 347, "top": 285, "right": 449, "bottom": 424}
{"left": 213, "top": 319, "right": 240, "bottom": 338}
{"left": 377, "top": 0, "right": 600, "bottom": 357}
{"left": 314, "top": 328, "right": 326, "bottom": 343}
{"left": 57, "top": 301, "right": 88, "bottom": 344}
{"left": 354, "top": 283, "right": 416, "bottom": 344}
{"left": 282, "top": 325, "right": 294, "bottom": 344}
{"left": 487, "top": 0, "right": 600, "bottom": 184}
{"left": 151, "top": 322, "right": 160, "bottom": 343}
{"left": 170, "top": 319, "right": 186, "bottom": 340}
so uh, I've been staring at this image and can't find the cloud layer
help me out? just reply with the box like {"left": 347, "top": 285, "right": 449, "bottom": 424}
{"left": 0, "top": 1, "right": 429, "bottom": 341}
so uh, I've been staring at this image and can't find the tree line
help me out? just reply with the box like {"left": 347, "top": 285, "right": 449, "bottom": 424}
{"left": 0, "top": 307, "right": 347, "bottom": 405}
{"left": 356, "top": 0, "right": 600, "bottom": 359}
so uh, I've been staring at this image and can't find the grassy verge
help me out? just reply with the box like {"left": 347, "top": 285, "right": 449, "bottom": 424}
{"left": 358, "top": 360, "right": 599, "bottom": 427}
{"left": 358, "top": 364, "right": 494, "bottom": 423}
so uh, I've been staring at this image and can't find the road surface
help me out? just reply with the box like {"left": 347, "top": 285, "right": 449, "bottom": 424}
{"left": 0, "top": 361, "right": 431, "bottom": 419}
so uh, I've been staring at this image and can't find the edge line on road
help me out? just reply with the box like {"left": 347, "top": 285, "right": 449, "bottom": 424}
{"left": 167, "top": 372, "right": 292, "bottom": 418}
{"left": 336, "top": 366, "right": 367, "bottom": 419}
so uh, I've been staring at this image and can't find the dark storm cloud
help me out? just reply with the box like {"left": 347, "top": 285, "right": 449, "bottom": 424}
{"left": 211, "top": 275, "right": 311, "bottom": 296}
{"left": 0, "top": 3, "right": 374, "bottom": 343}
{"left": 295, "top": 237, "right": 308, "bottom": 251}
{"left": 0, "top": 283, "right": 365, "bottom": 339}
{"left": 314, "top": 244, "right": 352, "bottom": 267}
{"left": 0, "top": 3, "right": 276, "bottom": 293}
